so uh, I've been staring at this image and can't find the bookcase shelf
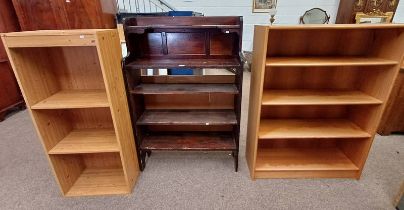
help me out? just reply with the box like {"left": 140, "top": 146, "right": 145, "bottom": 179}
{"left": 48, "top": 129, "right": 119, "bottom": 154}
{"left": 65, "top": 168, "right": 128, "bottom": 196}
{"left": 246, "top": 24, "right": 404, "bottom": 179}
{"left": 255, "top": 148, "right": 359, "bottom": 172}
{"left": 1, "top": 30, "right": 139, "bottom": 196}
{"left": 137, "top": 110, "right": 238, "bottom": 126}
{"left": 123, "top": 16, "right": 243, "bottom": 171}
{"left": 262, "top": 90, "right": 382, "bottom": 105}
{"left": 141, "top": 132, "right": 236, "bottom": 151}
{"left": 266, "top": 56, "right": 398, "bottom": 67}
{"left": 131, "top": 84, "right": 238, "bottom": 95}
{"left": 31, "top": 90, "right": 109, "bottom": 109}
{"left": 259, "top": 119, "right": 370, "bottom": 139}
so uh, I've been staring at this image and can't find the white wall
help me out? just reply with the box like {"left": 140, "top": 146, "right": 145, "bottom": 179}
{"left": 393, "top": 1, "right": 404, "bottom": 23}
{"left": 119, "top": 0, "right": 404, "bottom": 51}
{"left": 167, "top": 0, "right": 340, "bottom": 50}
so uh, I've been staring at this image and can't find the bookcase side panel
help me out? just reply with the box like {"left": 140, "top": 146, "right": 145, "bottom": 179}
{"left": 246, "top": 26, "right": 268, "bottom": 178}
{"left": 95, "top": 30, "right": 139, "bottom": 190}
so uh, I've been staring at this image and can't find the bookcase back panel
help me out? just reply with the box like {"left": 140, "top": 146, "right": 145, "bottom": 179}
{"left": 49, "top": 152, "right": 123, "bottom": 194}
{"left": 266, "top": 29, "right": 374, "bottom": 56}
{"left": 49, "top": 154, "right": 85, "bottom": 194}
{"left": 264, "top": 67, "right": 360, "bottom": 90}
{"left": 32, "top": 109, "right": 73, "bottom": 151}
{"left": 258, "top": 139, "right": 338, "bottom": 148}
{"left": 261, "top": 105, "right": 348, "bottom": 119}
{"left": 128, "top": 30, "right": 239, "bottom": 59}
{"left": 32, "top": 108, "right": 114, "bottom": 151}
{"left": 337, "top": 138, "right": 372, "bottom": 168}
{"left": 49, "top": 47, "right": 105, "bottom": 90}
{"left": 358, "top": 66, "right": 398, "bottom": 101}
{"left": 144, "top": 94, "right": 235, "bottom": 110}
{"left": 8, "top": 46, "right": 105, "bottom": 105}
{"left": 167, "top": 33, "right": 206, "bottom": 55}
{"left": 82, "top": 153, "right": 123, "bottom": 169}
{"left": 8, "top": 47, "right": 60, "bottom": 105}
{"left": 67, "top": 108, "right": 114, "bottom": 129}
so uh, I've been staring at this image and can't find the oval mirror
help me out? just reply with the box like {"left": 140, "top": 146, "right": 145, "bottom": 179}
{"left": 300, "top": 8, "right": 330, "bottom": 24}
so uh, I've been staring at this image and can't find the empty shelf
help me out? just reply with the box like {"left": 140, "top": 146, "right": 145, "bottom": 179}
{"left": 66, "top": 168, "right": 129, "bottom": 196}
{"left": 131, "top": 84, "right": 238, "bottom": 94}
{"left": 255, "top": 147, "right": 359, "bottom": 171}
{"left": 125, "top": 58, "right": 241, "bottom": 69}
{"left": 141, "top": 132, "right": 236, "bottom": 150}
{"left": 48, "top": 129, "right": 119, "bottom": 154}
{"left": 259, "top": 119, "right": 370, "bottom": 139}
{"left": 31, "top": 90, "right": 109, "bottom": 109}
{"left": 266, "top": 56, "right": 398, "bottom": 67}
{"left": 262, "top": 89, "right": 382, "bottom": 105}
{"left": 137, "top": 110, "right": 237, "bottom": 126}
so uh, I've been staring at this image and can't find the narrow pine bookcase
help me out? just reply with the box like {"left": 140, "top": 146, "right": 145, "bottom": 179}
{"left": 246, "top": 24, "right": 404, "bottom": 179}
{"left": 1, "top": 30, "right": 139, "bottom": 196}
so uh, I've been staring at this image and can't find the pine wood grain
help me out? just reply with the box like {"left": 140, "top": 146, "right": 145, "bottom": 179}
{"left": 259, "top": 119, "right": 370, "bottom": 139}
{"left": 262, "top": 89, "right": 382, "bottom": 105}
{"left": 255, "top": 147, "right": 359, "bottom": 171}
{"left": 65, "top": 168, "right": 129, "bottom": 197}
{"left": 48, "top": 129, "right": 119, "bottom": 154}
{"left": 266, "top": 56, "right": 397, "bottom": 67}
{"left": 31, "top": 90, "right": 109, "bottom": 109}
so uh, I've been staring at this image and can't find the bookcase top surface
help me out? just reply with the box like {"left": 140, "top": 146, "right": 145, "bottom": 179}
{"left": 257, "top": 24, "right": 404, "bottom": 30}
{"left": 1, "top": 29, "right": 116, "bottom": 37}
{"left": 123, "top": 16, "right": 242, "bottom": 27}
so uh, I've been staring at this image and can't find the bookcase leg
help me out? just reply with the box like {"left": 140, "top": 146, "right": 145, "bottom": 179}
{"left": 232, "top": 151, "right": 239, "bottom": 172}
{"left": 0, "top": 112, "right": 5, "bottom": 122}
{"left": 146, "top": 150, "right": 152, "bottom": 157}
{"left": 140, "top": 150, "right": 147, "bottom": 171}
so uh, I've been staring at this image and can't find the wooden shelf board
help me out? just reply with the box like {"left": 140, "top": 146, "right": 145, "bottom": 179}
{"left": 262, "top": 89, "right": 382, "bottom": 105}
{"left": 48, "top": 129, "right": 119, "bottom": 154}
{"left": 66, "top": 168, "right": 129, "bottom": 196}
{"left": 125, "top": 58, "right": 241, "bottom": 69}
{"left": 31, "top": 90, "right": 109, "bottom": 109}
{"left": 137, "top": 110, "right": 237, "bottom": 126}
{"left": 131, "top": 84, "right": 238, "bottom": 95}
{"left": 266, "top": 57, "right": 398, "bottom": 67}
{"left": 141, "top": 132, "right": 236, "bottom": 150}
{"left": 259, "top": 119, "right": 370, "bottom": 139}
{"left": 255, "top": 147, "right": 359, "bottom": 172}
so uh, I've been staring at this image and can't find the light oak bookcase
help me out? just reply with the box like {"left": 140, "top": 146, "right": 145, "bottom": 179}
{"left": 246, "top": 24, "right": 404, "bottom": 179}
{"left": 1, "top": 30, "right": 139, "bottom": 196}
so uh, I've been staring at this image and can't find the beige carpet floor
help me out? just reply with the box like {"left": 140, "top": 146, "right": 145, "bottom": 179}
{"left": 0, "top": 72, "right": 403, "bottom": 209}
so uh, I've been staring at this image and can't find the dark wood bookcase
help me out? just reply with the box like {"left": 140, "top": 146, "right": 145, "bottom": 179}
{"left": 122, "top": 16, "right": 243, "bottom": 171}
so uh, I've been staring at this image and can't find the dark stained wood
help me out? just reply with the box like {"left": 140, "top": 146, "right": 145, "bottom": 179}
{"left": 131, "top": 84, "right": 238, "bottom": 95}
{"left": 125, "top": 58, "right": 241, "bottom": 69}
{"left": 144, "top": 94, "right": 235, "bottom": 110}
{"left": 141, "top": 75, "right": 235, "bottom": 84}
{"left": 0, "top": 0, "right": 24, "bottom": 121}
{"left": 122, "top": 16, "right": 243, "bottom": 171}
{"left": 141, "top": 132, "right": 236, "bottom": 150}
{"left": 378, "top": 68, "right": 404, "bottom": 135}
{"left": 124, "top": 16, "right": 241, "bottom": 27}
{"left": 336, "top": 0, "right": 400, "bottom": 24}
{"left": 11, "top": 0, "right": 62, "bottom": 30}
{"left": 123, "top": 16, "right": 242, "bottom": 69}
{"left": 11, "top": 0, "right": 116, "bottom": 30}
{"left": 137, "top": 110, "right": 237, "bottom": 126}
